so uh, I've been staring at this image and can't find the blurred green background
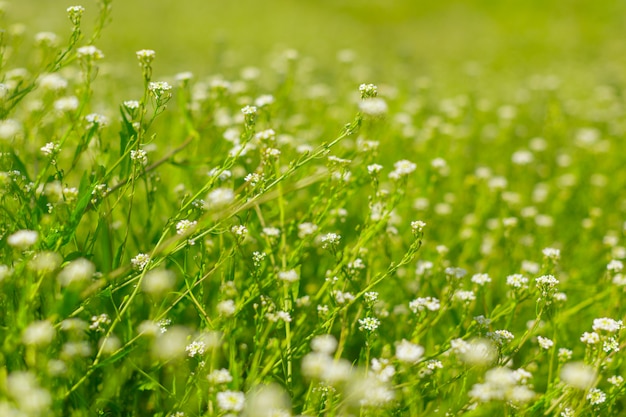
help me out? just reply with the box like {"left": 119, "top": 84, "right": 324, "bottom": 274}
{"left": 10, "top": 0, "right": 626, "bottom": 86}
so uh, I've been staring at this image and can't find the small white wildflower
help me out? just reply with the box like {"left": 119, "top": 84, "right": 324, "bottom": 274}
{"left": 252, "top": 251, "right": 266, "bottom": 266}
{"left": 364, "top": 292, "right": 378, "bottom": 305}
{"left": 581, "top": 331, "right": 600, "bottom": 344}
{"left": 39, "top": 73, "right": 67, "bottom": 90}
{"left": 560, "top": 362, "right": 597, "bottom": 389}
{"left": 359, "top": 83, "right": 378, "bottom": 98}
{"left": 471, "top": 273, "right": 491, "bottom": 286}
{"left": 297, "top": 222, "right": 318, "bottom": 238}
{"left": 535, "top": 275, "right": 559, "bottom": 295}
{"left": 205, "top": 187, "right": 235, "bottom": 208}
{"left": 255, "top": 94, "right": 275, "bottom": 107}
{"left": 176, "top": 219, "right": 197, "bottom": 235}
{"left": 586, "top": 388, "right": 606, "bottom": 405}
{"left": 85, "top": 113, "right": 108, "bottom": 129}
{"left": 216, "top": 390, "right": 245, "bottom": 412}
{"left": 148, "top": 81, "right": 173, "bottom": 97}
{"left": 131, "top": 253, "right": 151, "bottom": 271}
{"left": 321, "top": 232, "right": 341, "bottom": 249}
{"left": 411, "top": 220, "right": 426, "bottom": 235}
{"left": 506, "top": 274, "right": 529, "bottom": 289}
{"left": 262, "top": 227, "right": 281, "bottom": 239}
{"left": 537, "top": 336, "right": 554, "bottom": 350}
{"left": 558, "top": 348, "right": 573, "bottom": 362}
{"left": 278, "top": 269, "right": 299, "bottom": 283}
{"left": 58, "top": 258, "right": 95, "bottom": 287}
{"left": 241, "top": 105, "right": 257, "bottom": 115}
{"left": 603, "top": 337, "right": 619, "bottom": 352}
{"left": 231, "top": 225, "right": 248, "bottom": 237}
{"left": 358, "top": 317, "right": 380, "bottom": 332}
{"left": 89, "top": 314, "right": 111, "bottom": 332}
{"left": 40, "top": 142, "right": 60, "bottom": 157}
{"left": 0, "top": 119, "right": 22, "bottom": 141}
{"left": 136, "top": 49, "right": 156, "bottom": 63}
{"left": 129, "top": 149, "right": 148, "bottom": 166}
{"left": 22, "top": 321, "right": 55, "bottom": 346}
{"left": 389, "top": 159, "right": 416, "bottom": 179}
{"left": 216, "top": 299, "right": 236, "bottom": 316}
{"left": 395, "top": 339, "right": 424, "bottom": 364}
{"left": 54, "top": 96, "right": 80, "bottom": 112}
{"left": 489, "top": 330, "right": 515, "bottom": 345}
{"left": 7, "top": 229, "right": 38, "bottom": 249}
{"left": 208, "top": 368, "right": 233, "bottom": 384}
{"left": 542, "top": 247, "right": 560, "bottom": 260}
{"left": 592, "top": 317, "right": 623, "bottom": 333}
{"left": 77, "top": 45, "right": 104, "bottom": 60}
{"left": 124, "top": 100, "right": 140, "bottom": 110}
{"left": 359, "top": 98, "right": 388, "bottom": 117}
{"left": 333, "top": 290, "right": 355, "bottom": 304}
{"left": 607, "top": 259, "right": 623, "bottom": 273}
{"left": 367, "top": 163, "right": 384, "bottom": 175}
{"left": 608, "top": 375, "right": 624, "bottom": 386}
{"left": 409, "top": 297, "right": 440, "bottom": 313}
{"left": 142, "top": 269, "right": 176, "bottom": 295}
{"left": 185, "top": 340, "right": 206, "bottom": 357}
{"left": 311, "top": 334, "right": 338, "bottom": 354}
{"left": 458, "top": 338, "right": 497, "bottom": 366}
{"left": 454, "top": 290, "right": 476, "bottom": 302}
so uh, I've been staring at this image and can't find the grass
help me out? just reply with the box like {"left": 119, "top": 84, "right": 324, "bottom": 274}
{"left": 0, "top": 0, "right": 626, "bottom": 416}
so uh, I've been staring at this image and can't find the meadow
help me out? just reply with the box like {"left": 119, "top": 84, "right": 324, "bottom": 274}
{"left": 1, "top": 0, "right": 626, "bottom": 415}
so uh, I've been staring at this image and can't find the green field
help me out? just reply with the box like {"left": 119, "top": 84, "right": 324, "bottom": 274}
{"left": 1, "top": 0, "right": 626, "bottom": 416}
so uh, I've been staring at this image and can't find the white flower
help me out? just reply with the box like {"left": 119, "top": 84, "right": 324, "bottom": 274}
{"left": 217, "top": 300, "right": 236, "bottom": 316}
{"left": 77, "top": 45, "right": 104, "bottom": 60}
{"left": 320, "top": 233, "right": 341, "bottom": 249}
{"left": 131, "top": 253, "right": 151, "bottom": 271}
{"left": 89, "top": 314, "right": 111, "bottom": 332}
{"left": 542, "top": 247, "right": 560, "bottom": 260}
{"left": 58, "top": 258, "right": 95, "bottom": 287}
{"left": 471, "top": 273, "right": 491, "bottom": 286}
{"left": 185, "top": 341, "right": 206, "bottom": 357}
{"left": 359, "top": 83, "right": 378, "bottom": 98}
{"left": 358, "top": 317, "right": 380, "bottom": 332}
{"left": 537, "top": 336, "right": 554, "bottom": 350}
{"left": 216, "top": 390, "right": 245, "bottom": 412}
{"left": 311, "top": 334, "right": 337, "bottom": 355}
{"left": 607, "top": 259, "right": 624, "bottom": 273}
{"left": 0, "top": 119, "right": 22, "bottom": 141}
{"left": 411, "top": 220, "right": 426, "bottom": 234}
{"left": 586, "top": 388, "right": 606, "bottom": 405}
{"left": 409, "top": 297, "right": 440, "bottom": 313}
{"left": 395, "top": 339, "right": 424, "bottom": 364}
{"left": 367, "top": 163, "right": 383, "bottom": 174}
{"left": 454, "top": 290, "right": 476, "bottom": 302}
{"left": 175, "top": 219, "right": 197, "bottom": 235}
{"left": 278, "top": 269, "right": 299, "bottom": 283}
{"left": 7, "top": 229, "right": 38, "bottom": 249}
{"left": 458, "top": 338, "right": 497, "bottom": 366}
{"left": 54, "top": 96, "right": 79, "bottom": 112}
{"left": 389, "top": 159, "right": 416, "bottom": 179}
{"left": 580, "top": 332, "right": 600, "bottom": 344}
{"left": 297, "top": 222, "right": 318, "bottom": 238}
{"left": 205, "top": 187, "right": 235, "bottom": 208}
{"left": 22, "top": 321, "right": 55, "bottom": 346}
{"left": 592, "top": 317, "right": 623, "bottom": 333}
{"left": 560, "top": 362, "right": 596, "bottom": 389}
{"left": 130, "top": 149, "right": 148, "bottom": 166}
{"left": 359, "top": 98, "right": 388, "bottom": 117}
{"left": 85, "top": 113, "right": 108, "bottom": 128}
{"left": 142, "top": 269, "right": 176, "bottom": 295}
{"left": 136, "top": 49, "right": 156, "bottom": 62}
{"left": 208, "top": 369, "right": 233, "bottom": 384}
